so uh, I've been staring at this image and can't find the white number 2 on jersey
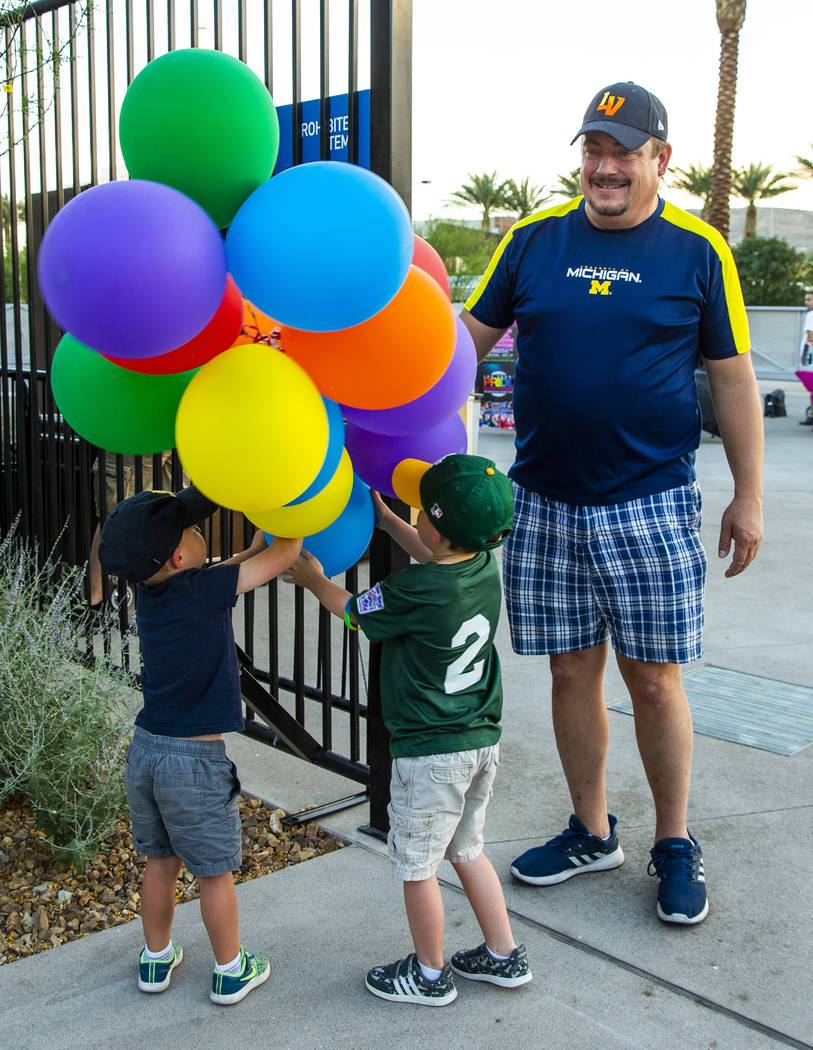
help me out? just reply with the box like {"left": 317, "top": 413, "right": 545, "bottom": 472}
{"left": 444, "top": 614, "right": 491, "bottom": 695}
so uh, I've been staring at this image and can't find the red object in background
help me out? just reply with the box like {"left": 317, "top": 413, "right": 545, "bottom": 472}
{"left": 411, "top": 233, "right": 451, "bottom": 300}
{"left": 104, "top": 275, "right": 243, "bottom": 374}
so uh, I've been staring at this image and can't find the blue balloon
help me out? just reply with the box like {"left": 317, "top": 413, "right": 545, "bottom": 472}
{"left": 303, "top": 472, "right": 374, "bottom": 578}
{"left": 286, "top": 396, "right": 345, "bottom": 506}
{"left": 225, "top": 162, "right": 412, "bottom": 332}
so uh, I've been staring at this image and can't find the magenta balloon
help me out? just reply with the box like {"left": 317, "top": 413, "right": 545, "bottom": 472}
{"left": 37, "top": 180, "right": 227, "bottom": 359}
{"left": 341, "top": 317, "right": 476, "bottom": 436}
{"left": 345, "top": 413, "right": 468, "bottom": 498}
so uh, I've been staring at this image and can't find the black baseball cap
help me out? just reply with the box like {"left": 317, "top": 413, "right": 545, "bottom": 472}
{"left": 419, "top": 454, "right": 514, "bottom": 552}
{"left": 99, "top": 485, "right": 218, "bottom": 583}
{"left": 571, "top": 82, "right": 668, "bottom": 150}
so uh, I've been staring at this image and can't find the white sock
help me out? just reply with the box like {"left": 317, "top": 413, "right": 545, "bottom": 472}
{"left": 417, "top": 960, "right": 444, "bottom": 981}
{"left": 214, "top": 948, "right": 243, "bottom": 975}
{"left": 144, "top": 941, "right": 173, "bottom": 961}
{"left": 485, "top": 945, "right": 511, "bottom": 961}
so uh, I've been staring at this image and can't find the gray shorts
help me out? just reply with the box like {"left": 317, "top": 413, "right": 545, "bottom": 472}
{"left": 125, "top": 727, "right": 242, "bottom": 877}
{"left": 387, "top": 744, "right": 499, "bottom": 881}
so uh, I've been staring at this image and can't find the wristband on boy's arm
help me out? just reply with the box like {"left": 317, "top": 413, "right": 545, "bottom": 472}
{"left": 344, "top": 598, "right": 359, "bottom": 631}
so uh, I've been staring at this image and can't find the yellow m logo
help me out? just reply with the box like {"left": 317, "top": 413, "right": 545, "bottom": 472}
{"left": 589, "top": 280, "right": 611, "bottom": 296}
{"left": 597, "top": 92, "right": 625, "bottom": 117}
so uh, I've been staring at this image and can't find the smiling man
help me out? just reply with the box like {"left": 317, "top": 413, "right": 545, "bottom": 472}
{"left": 460, "top": 81, "right": 764, "bottom": 926}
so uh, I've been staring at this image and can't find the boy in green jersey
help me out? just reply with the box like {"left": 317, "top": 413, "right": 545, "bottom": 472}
{"left": 286, "top": 453, "right": 532, "bottom": 1006}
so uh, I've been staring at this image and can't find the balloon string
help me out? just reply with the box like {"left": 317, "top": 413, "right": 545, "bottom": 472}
{"left": 239, "top": 323, "right": 282, "bottom": 348}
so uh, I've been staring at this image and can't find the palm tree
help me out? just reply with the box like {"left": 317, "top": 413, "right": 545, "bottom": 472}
{"left": 670, "top": 164, "right": 714, "bottom": 222}
{"left": 796, "top": 150, "right": 813, "bottom": 178}
{"left": 448, "top": 172, "right": 509, "bottom": 231}
{"left": 550, "top": 168, "right": 581, "bottom": 200}
{"left": 502, "top": 177, "right": 550, "bottom": 220}
{"left": 731, "top": 163, "right": 796, "bottom": 237}
{"left": 708, "top": 0, "right": 748, "bottom": 242}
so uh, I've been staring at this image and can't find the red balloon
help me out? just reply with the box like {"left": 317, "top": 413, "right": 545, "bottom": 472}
{"left": 105, "top": 275, "right": 243, "bottom": 374}
{"left": 412, "top": 234, "right": 451, "bottom": 300}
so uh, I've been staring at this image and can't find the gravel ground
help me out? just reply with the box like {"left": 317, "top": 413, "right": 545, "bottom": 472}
{"left": 0, "top": 793, "right": 344, "bottom": 966}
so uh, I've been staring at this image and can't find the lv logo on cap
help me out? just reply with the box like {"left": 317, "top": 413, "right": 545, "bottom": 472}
{"left": 597, "top": 92, "right": 625, "bottom": 117}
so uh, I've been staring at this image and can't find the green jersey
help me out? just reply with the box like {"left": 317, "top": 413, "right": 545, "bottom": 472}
{"left": 350, "top": 551, "right": 503, "bottom": 758}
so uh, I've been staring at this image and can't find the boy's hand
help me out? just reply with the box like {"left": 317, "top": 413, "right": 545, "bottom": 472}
{"left": 247, "top": 529, "right": 268, "bottom": 556}
{"left": 283, "top": 548, "right": 326, "bottom": 589}
{"left": 371, "top": 490, "right": 394, "bottom": 528}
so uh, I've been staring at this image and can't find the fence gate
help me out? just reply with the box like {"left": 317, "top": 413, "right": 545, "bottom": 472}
{"left": 0, "top": 0, "right": 414, "bottom": 835}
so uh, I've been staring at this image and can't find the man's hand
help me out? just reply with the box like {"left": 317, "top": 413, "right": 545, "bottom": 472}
{"left": 283, "top": 548, "right": 326, "bottom": 590}
{"left": 717, "top": 495, "right": 763, "bottom": 577}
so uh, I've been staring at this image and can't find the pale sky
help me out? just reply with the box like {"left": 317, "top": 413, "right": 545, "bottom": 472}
{"left": 411, "top": 0, "right": 813, "bottom": 221}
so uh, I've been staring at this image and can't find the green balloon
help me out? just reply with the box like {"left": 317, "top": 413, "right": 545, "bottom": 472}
{"left": 119, "top": 49, "right": 279, "bottom": 230}
{"left": 50, "top": 335, "right": 198, "bottom": 454}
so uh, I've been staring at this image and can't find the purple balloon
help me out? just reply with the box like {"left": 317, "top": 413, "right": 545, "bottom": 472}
{"left": 345, "top": 413, "right": 468, "bottom": 498}
{"left": 37, "top": 180, "right": 227, "bottom": 359}
{"left": 342, "top": 317, "right": 477, "bottom": 436}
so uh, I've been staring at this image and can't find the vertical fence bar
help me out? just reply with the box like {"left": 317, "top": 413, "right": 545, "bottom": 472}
{"left": 364, "top": 0, "right": 413, "bottom": 835}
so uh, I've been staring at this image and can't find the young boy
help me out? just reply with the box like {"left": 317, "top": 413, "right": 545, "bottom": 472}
{"left": 99, "top": 485, "right": 301, "bottom": 1005}
{"left": 286, "top": 453, "right": 532, "bottom": 1006}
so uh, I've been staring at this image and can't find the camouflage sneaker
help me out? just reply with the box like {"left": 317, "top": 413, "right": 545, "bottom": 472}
{"left": 451, "top": 942, "right": 532, "bottom": 988}
{"left": 365, "top": 953, "right": 457, "bottom": 1006}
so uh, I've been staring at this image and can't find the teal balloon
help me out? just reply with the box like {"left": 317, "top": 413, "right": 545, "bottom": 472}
{"left": 50, "top": 334, "right": 197, "bottom": 454}
{"left": 119, "top": 49, "right": 279, "bottom": 230}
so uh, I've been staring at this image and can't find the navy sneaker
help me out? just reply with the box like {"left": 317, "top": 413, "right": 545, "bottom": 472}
{"left": 451, "top": 942, "right": 532, "bottom": 988}
{"left": 137, "top": 942, "right": 183, "bottom": 993}
{"left": 210, "top": 947, "right": 270, "bottom": 1005}
{"left": 510, "top": 813, "right": 625, "bottom": 885}
{"left": 648, "top": 832, "right": 709, "bottom": 925}
{"left": 365, "top": 953, "right": 457, "bottom": 1006}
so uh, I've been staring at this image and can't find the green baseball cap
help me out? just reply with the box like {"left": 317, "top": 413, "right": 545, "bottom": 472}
{"left": 419, "top": 453, "right": 514, "bottom": 551}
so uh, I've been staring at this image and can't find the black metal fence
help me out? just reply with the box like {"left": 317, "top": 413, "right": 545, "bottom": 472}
{"left": 0, "top": 0, "right": 413, "bottom": 834}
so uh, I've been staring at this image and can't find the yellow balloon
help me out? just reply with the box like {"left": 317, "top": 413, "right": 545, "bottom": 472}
{"left": 175, "top": 345, "right": 328, "bottom": 511}
{"left": 248, "top": 449, "right": 354, "bottom": 538}
{"left": 392, "top": 457, "right": 430, "bottom": 509}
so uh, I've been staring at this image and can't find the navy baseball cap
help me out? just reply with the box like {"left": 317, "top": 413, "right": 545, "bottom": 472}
{"left": 571, "top": 82, "right": 668, "bottom": 150}
{"left": 99, "top": 485, "right": 218, "bottom": 582}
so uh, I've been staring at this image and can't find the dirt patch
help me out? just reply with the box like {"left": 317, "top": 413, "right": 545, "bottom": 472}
{"left": 0, "top": 794, "right": 344, "bottom": 965}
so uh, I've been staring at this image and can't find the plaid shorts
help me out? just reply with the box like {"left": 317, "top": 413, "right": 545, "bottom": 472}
{"left": 503, "top": 482, "right": 707, "bottom": 664}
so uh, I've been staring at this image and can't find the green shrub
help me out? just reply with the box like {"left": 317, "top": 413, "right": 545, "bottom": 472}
{"left": 0, "top": 524, "right": 130, "bottom": 868}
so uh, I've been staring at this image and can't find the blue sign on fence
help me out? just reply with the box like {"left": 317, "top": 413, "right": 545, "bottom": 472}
{"left": 274, "top": 90, "right": 370, "bottom": 173}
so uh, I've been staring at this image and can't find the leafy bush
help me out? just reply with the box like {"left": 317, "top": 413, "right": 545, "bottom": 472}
{"left": 0, "top": 524, "right": 130, "bottom": 868}
{"left": 732, "top": 236, "right": 813, "bottom": 306}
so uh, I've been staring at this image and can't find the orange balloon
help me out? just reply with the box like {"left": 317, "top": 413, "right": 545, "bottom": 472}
{"left": 280, "top": 266, "right": 456, "bottom": 410}
{"left": 233, "top": 297, "right": 280, "bottom": 346}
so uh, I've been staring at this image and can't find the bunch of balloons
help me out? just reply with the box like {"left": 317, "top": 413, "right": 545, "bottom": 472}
{"left": 38, "top": 49, "right": 473, "bottom": 578}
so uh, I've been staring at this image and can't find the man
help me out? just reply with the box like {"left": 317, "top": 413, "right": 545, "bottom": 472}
{"left": 460, "top": 82, "right": 764, "bottom": 925}
{"left": 800, "top": 288, "right": 813, "bottom": 369}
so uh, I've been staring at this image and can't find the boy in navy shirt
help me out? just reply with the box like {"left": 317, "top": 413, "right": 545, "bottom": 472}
{"left": 100, "top": 485, "right": 301, "bottom": 1005}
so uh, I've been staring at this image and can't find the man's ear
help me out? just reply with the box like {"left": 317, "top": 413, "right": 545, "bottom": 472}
{"left": 169, "top": 545, "right": 184, "bottom": 570}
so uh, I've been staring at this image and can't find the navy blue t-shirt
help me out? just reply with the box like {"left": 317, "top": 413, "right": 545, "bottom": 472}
{"left": 466, "top": 197, "right": 750, "bottom": 505}
{"left": 135, "top": 562, "right": 243, "bottom": 736}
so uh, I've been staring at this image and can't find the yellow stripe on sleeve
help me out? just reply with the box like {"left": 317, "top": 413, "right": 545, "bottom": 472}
{"left": 464, "top": 197, "right": 583, "bottom": 314}
{"left": 661, "top": 201, "right": 751, "bottom": 354}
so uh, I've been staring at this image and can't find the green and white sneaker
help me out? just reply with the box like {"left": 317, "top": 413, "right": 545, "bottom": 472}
{"left": 137, "top": 942, "right": 183, "bottom": 993}
{"left": 210, "top": 947, "right": 270, "bottom": 1005}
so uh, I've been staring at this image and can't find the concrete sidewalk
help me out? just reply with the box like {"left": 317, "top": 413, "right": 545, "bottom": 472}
{"left": 3, "top": 381, "right": 813, "bottom": 1050}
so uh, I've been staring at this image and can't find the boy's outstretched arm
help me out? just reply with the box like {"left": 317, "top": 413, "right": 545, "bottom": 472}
{"left": 236, "top": 535, "right": 303, "bottom": 595}
{"left": 372, "top": 491, "right": 433, "bottom": 565}
{"left": 284, "top": 549, "right": 353, "bottom": 622}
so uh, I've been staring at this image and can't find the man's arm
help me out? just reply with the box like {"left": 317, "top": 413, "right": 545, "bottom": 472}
{"left": 703, "top": 353, "right": 764, "bottom": 577}
{"left": 459, "top": 308, "right": 508, "bottom": 364}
